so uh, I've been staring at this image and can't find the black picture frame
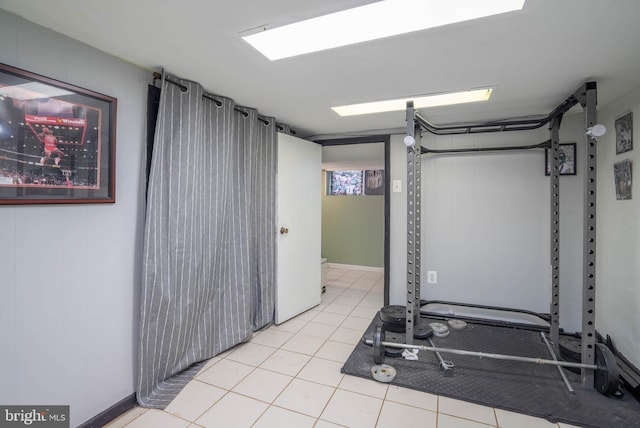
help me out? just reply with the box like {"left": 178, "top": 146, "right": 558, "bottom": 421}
{"left": 545, "top": 143, "right": 577, "bottom": 176}
{"left": 615, "top": 112, "right": 633, "bottom": 155}
{"left": 614, "top": 159, "right": 632, "bottom": 200}
{"left": 364, "top": 169, "right": 385, "bottom": 195}
{"left": 0, "top": 63, "right": 116, "bottom": 205}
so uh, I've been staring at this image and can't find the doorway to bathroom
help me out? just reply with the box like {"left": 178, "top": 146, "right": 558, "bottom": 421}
{"left": 317, "top": 135, "right": 390, "bottom": 304}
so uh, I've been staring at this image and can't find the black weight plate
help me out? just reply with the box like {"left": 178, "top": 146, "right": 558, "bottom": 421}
{"left": 384, "top": 332, "right": 404, "bottom": 357}
{"left": 379, "top": 305, "right": 406, "bottom": 325}
{"left": 382, "top": 321, "right": 405, "bottom": 333}
{"left": 372, "top": 323, "right": 386, "bottom": 365}
{"left": 383, "top": 320, "right": 434, "bottom": 338}
{"left": 385, "top": 346, "right": 404, "bottom": 358}
{"left": 413, "top": 320, "right": 434, "bottom": 339}
{"left": 386, "top": 332, "right": 402, "bottom": 342}
{"left": 595, "top": 343, "right": 620, "bottom": 396}
{"left": 558, "top": 337, "right": 581, "bottom": 374}
{"left": 559, "top": 336, "right": 582, "bottom": 361}
{"left": 379, "top": 305, "right": 418, "bottom": 325}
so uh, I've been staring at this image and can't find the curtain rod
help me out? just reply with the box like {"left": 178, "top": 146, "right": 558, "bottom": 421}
{"left": 152, "top": 72, "right": 276, "bottom": 127}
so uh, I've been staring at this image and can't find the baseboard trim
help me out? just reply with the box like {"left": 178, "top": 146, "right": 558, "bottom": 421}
{"left": 327, "top": 263, "right": 383, "bottom": 272}
{"left": 78, "top": 393, "right": 137, "bottom": 428}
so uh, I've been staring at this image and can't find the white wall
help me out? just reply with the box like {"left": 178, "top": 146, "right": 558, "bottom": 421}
{"left": 595, "top": 86, "right": 640, "bottom": 369}
{"left": 389, "top": 134, "right": 408, "bottom": 305}
{"left": 0, "top": 10, "right": 148, "bottom": 426}
{"left": 390, "top": 118, "right": 587, "bottom": 333}
{"left": 321, "top": 143, "right": 384, "bottom": 170}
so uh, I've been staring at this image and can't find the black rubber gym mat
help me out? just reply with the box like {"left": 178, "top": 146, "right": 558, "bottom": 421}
{"left": 342, "top": 314, "right": 640, "bottom": 428}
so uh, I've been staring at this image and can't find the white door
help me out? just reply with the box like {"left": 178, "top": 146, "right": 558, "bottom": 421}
{"left": 276, "top": 132, "right": 322, "bottom": 324}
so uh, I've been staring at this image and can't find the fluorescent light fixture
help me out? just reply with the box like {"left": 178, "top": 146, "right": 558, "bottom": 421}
{"left": 243, "top": 0, "right": 525, "bottom": 60}
{"left": 332, "top": 88, "right": 493, "bottom": 116}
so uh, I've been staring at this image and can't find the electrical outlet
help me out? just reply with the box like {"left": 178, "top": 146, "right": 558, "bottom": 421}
{"left": 427, "top": 270, "right": 438, "bottom": 284}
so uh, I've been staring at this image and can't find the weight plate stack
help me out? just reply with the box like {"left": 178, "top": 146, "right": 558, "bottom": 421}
{"left": 383, "top": 331, "right": 404, "bottom": 358}
{"left": 382, "top": 322, "right": 406, "bottom": 333}
{"left": 379, "top": 305, "right": 419, "bottom": 331}
{"left": 379, "top": 305, "right": 408, "bottom": 324}
{"left": 429, "top": 322, "right": 450, "bottom": 338}
{"left": 385, "top": 346, "right": 404, "bottom": 358}
{"left": 558, "top": 336, "right": 581, "bottom": 374}
{"left": 559, "top": 336, "right": 582, "bottom": 361}
{"left": 379, "top": 305, "right": 422, "bottom": 334}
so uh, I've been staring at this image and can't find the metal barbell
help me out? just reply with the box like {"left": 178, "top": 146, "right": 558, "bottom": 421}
{"left": 366, "top": 323, "right": 620, "bottom": 396}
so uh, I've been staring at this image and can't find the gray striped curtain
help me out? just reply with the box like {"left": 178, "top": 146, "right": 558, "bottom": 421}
{"left": 250, "top": 112, "right": 277, "bottom": 328}
{"left": 137, "top": 76, "right": 276, "bottom": 408}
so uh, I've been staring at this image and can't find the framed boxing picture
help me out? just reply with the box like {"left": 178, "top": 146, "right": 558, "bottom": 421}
{"left": 0, "top": 63, "right": 116, "bottom": 204}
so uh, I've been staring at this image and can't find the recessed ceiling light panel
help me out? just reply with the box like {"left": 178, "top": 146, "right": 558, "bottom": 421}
{"left": 243, "top": 0, "right": 525, "bottom": 60}
{"left": 332, "top": 88, "right": 493, "bottom": 116}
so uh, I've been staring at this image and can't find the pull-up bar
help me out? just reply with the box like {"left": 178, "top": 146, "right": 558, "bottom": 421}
{"left": 414, "top": 82, "right": 595, "bottom": 135}
{"left": 421, "top": 140, "right": 550, "bottom": 155}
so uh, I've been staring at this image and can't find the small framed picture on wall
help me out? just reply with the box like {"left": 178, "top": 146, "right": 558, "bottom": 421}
{"left": 614, "top": 159, "right": 632, "bottom": 200}
{"left": 364, "top": 169, "right": 385, "bottom": 195}
{"left": 545, "top": 143, "right": 576, "bottom": 176}
{"left": 615, "top": 112, "right": 633, "bottom": 155}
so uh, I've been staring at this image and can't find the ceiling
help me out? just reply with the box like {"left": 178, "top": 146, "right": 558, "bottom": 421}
{"left": 1, "top": 0, "right": 639, "bottom": 139}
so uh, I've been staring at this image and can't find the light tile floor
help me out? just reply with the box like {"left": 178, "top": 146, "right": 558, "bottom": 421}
{"left": 106, "top": 267, "right": 583, "bottom": 428}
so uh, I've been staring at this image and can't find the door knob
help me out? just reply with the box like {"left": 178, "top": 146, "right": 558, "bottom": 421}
{"left": 280, "top": 227, "right": 289, "bottom": 235}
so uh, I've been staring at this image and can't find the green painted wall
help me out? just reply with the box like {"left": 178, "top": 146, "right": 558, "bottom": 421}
{"left": 321, "top": 174, "right": 384, "bottom": 267}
